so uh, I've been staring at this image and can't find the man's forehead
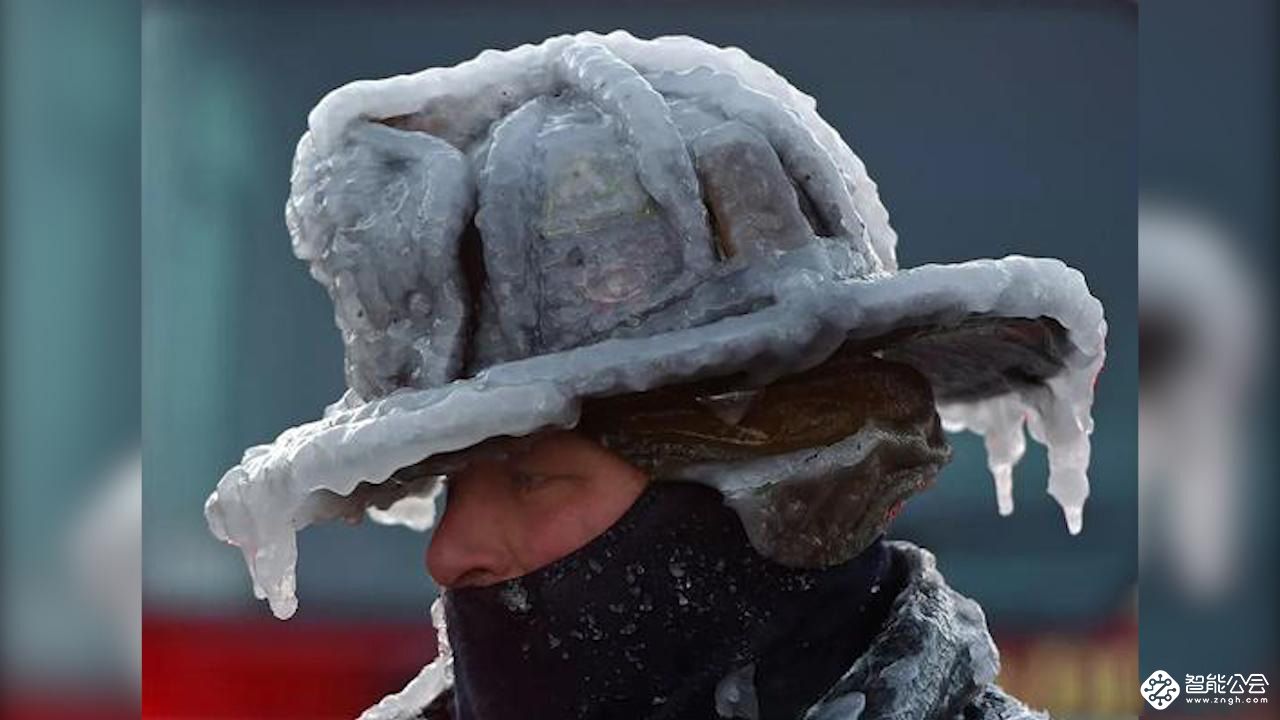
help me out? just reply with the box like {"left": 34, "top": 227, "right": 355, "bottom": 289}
{"left": 392, "top": 430, "right": 566, "bottom": 481}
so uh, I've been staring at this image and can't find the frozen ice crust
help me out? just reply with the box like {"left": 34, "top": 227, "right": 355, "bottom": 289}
{"left": 206, "top": 257, "right": 1103, "bottom": 619}
{"left": 204, "top": 31, "right": 1105, "bottom": 620}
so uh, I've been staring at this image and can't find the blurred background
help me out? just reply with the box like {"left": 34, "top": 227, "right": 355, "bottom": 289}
{"left": 5, "top": 1, "right": 1272, "bottom": 719}
{"left": 1138, "top": 2, "right": 1278, "bottom": 719}
{"left": 139, "top": 1, "right": 1137, "bottom": 718}
{"left": 2, "top": 0, "right": 140, "bottom": 718}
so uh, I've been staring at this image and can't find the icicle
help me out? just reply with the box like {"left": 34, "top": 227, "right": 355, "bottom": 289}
{"left": 694, "top": 389, "right": 761, "bottom": 426}
{"left": 204, "top": 381, "right": 578, "bottom": 619}
{"left": 940, "top": 395, "right": 1028, "bottom": 517}
{"left": 365, "top": 481, "right": 444, "bottom": 532}
{"left": 940, "top": 345, "right": 1101, "bottom": 535}
{"left": 1029, "top": 367, "right": 1097, "bottom": 535}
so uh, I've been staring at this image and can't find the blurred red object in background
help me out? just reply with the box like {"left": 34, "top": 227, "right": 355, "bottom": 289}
{"left": 137, "top": 611, "right": 1140, "bottom": 718}
{"left": 142, "top": 614, "right": 436, "bottom": 719}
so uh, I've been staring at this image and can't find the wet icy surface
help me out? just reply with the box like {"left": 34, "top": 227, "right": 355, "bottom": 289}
{"left": 204, "top": 31, "right": 1106, "bottom": 620}
{"left": 206, "top": 256, "right": 1103, "bottom": 618}
{"left": 287, "top": 124, "right": 475, "bottom": 400}
{"left": 358, "top": 597, "right": 453, "bottom": 720}
{"left": 715, "top": 663, "right": 760, "bottom": 719}
{"left": 365, "top": 480, "right": 443, "bottom": 532}
{"left": 677, "top": 423, "right": 949, "bottom": 568}
{"left": 802, "top": 542, "right": 1007, "bottom": 719}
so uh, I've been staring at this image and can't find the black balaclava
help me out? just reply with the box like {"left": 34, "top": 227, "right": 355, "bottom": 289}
{"left": 443, "top": 480, "right": 901, "bottom": 720}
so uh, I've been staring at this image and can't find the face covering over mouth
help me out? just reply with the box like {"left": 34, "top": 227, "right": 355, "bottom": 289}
{"left": 442, "top": 481, "right": 900, "bottom": 720}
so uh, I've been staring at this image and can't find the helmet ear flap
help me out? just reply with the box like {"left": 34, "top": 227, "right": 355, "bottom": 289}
{"left": 577, "top": 355, "right": 951, "bottom": 568}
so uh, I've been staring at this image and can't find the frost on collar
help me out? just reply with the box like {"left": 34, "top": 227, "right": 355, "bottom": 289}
{"left": 358, "top": 542, "right": 1048, "bottom": 720}
{"left": 802, "top": 542, "right": 1048, "bottom": 720}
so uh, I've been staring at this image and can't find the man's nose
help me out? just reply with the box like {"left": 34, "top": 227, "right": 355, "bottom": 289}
{"left": 425, "top": 465, "right": 518, "bottom": 588}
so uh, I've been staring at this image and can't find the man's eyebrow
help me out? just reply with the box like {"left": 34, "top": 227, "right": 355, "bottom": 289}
{"left": 510, "top": 460, "right": 584, "bottom": 481}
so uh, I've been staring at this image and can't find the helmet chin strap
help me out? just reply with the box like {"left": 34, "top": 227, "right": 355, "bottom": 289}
{"left": 442, "top": 481, "right": 899, "bottom": 720}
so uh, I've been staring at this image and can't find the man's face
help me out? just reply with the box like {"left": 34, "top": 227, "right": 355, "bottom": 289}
{"left": 425, "top": 430, "right": 650, "bottom": 588}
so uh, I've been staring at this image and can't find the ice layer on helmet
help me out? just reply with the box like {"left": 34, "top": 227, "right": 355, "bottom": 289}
{"left": 204, "top": 31, "right": 1106, "bottom": 620}
{"left": 206, "top": 254, "right": 1104, "bottom": 618}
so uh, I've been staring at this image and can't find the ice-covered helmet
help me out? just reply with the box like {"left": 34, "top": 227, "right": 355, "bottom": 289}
{"left": 206, "top": 31, "right": 1106, "bottom": 620}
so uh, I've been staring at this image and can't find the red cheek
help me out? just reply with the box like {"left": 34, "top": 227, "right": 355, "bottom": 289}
{"left": 517, "top": 502, "right": 597, "bottom": 572}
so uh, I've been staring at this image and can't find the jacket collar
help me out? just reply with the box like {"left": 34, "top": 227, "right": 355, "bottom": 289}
{"left": 802, "top": 541, "right": 1001, "bottom": 719}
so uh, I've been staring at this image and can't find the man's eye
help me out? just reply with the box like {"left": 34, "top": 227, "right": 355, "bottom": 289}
{"left": 512, "top": 470, "right": 550, "bottom": 492}
{"left": 511, "top": 470, "right": 574, "bottom": 493}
